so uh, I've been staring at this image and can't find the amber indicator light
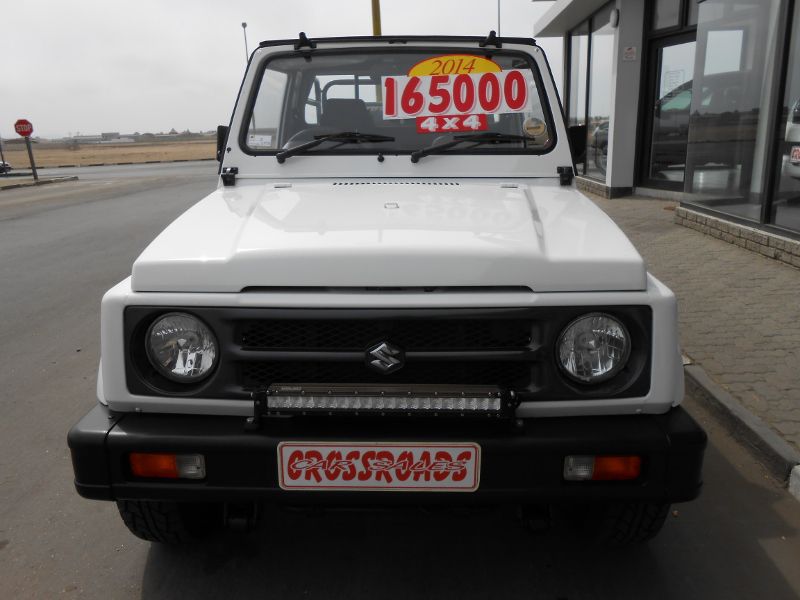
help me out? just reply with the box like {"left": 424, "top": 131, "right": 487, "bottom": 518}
{"left": 592, "top": 455, "right": 642, "bottom": 481}
{"left": 129, "top": 453, "right": 179, "bottom": 479}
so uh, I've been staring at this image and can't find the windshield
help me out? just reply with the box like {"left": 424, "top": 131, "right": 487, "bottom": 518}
{"left": 243, "top": 48, "right": 554, "bottom": 157}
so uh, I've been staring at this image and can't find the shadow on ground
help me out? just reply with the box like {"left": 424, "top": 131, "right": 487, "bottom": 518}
{"left": 140, "top": 438, "right": 800, "bottom": 600}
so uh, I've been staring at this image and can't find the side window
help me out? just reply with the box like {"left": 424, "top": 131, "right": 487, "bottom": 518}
{"left": 247, "top": 69, "right": 288, "bottom": 150}
{"left": 305, "top": 81, "right": 320, "bottom": 125}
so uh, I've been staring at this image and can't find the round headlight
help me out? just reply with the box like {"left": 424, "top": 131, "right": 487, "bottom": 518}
{"left": 557, "top": 313, "right": 630, "bottom": 383}
{"left": 146, "top": 312, "right": 218, "bottom": 382}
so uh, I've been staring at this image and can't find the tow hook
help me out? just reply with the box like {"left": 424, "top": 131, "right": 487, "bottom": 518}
{"left": 224, "top": 502, "right": 259, "bottom": 532}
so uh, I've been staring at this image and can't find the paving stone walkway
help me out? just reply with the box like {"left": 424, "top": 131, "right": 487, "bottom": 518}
{"left": 588, "top": 193, "right": 800, "bottom": 451}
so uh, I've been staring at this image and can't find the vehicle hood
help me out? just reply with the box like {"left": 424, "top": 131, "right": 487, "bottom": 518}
{"left": 131, "top": 180, "right": 647, "bottom": 293}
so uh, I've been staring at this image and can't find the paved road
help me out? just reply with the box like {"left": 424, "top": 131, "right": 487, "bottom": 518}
{"left": 0, "top": 165, "right": 799, "bottom": 599}
{"left": 590, "top": 194, "right": 800, "bottom": 452}
{"left": 37, "top": 161, "right": 215, "bottom": 181}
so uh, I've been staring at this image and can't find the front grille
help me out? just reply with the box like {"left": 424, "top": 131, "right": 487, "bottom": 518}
{"left": 239, "top": 319, "right": 532, "bottom": 350}
{"left": 125, "top": 306, "right": 652, "bottom": 404}
{"left": 240, "top": 360, "right": 532, "bottom": 390}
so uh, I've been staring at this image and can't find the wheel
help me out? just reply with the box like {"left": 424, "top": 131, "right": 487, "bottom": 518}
{"left": 116, "top": 500, "right": 222, "bottom": 543}
{"left": 564, "top": 502, "right": 671, "bottom": 545}
{"left": 594, "top": 143, "right": 608, "bottom": 174}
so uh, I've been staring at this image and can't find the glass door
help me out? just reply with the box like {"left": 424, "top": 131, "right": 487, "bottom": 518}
{"left": 641, "top": 35, "right": 696, "bottom": 189}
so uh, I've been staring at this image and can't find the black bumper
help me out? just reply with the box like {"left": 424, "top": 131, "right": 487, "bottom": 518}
{"left": 68, "top": 404, "right": 706, "bottom": 504}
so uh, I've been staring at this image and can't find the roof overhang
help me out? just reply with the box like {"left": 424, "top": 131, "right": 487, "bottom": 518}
{"left": 533, "top": 0, "right": 611, "bottom": 36}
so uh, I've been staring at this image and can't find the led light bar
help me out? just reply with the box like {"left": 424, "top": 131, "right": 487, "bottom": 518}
{"left": 259, "top": 384, "right": 512, "bottom": 418}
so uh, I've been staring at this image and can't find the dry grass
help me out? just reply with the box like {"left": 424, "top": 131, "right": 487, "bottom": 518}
{"left": 1, "top": 140, "right": 215, "bottom": 168}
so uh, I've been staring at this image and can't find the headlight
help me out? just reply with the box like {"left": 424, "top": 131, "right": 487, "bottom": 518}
{"left": 557, "top": 313, "right": 630, "bottom": 383}
{"left": 146, "top": 312, "right": 218, "bottom": 382}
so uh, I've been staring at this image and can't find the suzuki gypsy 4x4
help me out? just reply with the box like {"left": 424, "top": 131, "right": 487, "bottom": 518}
{"left": 68, "top": 33, "right": 706, "bottom": 545}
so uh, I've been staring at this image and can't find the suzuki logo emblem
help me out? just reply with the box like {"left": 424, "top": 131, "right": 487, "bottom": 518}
{"left": 366, "top": 341, "right": 405, "bottom": 374}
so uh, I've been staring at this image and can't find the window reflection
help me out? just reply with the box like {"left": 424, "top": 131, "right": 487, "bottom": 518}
{"left": 569, "top": 21, "right": 589, "bottom": 174}
{"left": 684, "top": 0, "right": 781, "bottom": 222}
{"left": 585, "top": 4, "right": 614, "bottom": 182}
{"left": 771, "top": 3, "right": 800, "bottom": 231}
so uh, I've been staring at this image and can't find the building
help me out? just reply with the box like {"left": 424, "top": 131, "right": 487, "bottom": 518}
{"left": 534, "top": 0, "right": 800, "bottom": 245}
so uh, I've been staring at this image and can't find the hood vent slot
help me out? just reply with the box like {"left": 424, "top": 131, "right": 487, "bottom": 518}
{"left": 333, "top": 181, "right": 460, "bottom": 186}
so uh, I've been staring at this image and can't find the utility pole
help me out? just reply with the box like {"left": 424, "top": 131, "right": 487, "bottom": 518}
{"left": 371, "top": 0, "right": 381, "bottom": 36}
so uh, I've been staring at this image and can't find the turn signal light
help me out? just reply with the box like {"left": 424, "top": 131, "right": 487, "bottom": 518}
{"left": 129, "top": 453, "right": 206, "bottom": 480}
{"left": 563, "top": 455, "right": 641, "bottom": 481}
{"left": 592, "top": 455, "right": 642, "bottom": 480}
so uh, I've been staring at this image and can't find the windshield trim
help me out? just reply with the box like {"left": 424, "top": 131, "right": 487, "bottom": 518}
{"left": 238, "top": 46, "right": 558, "bottom": 160}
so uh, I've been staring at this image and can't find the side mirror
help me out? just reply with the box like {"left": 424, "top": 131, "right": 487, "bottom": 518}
{"left": 567, "top": 124, "right": 587, "bottom": 164}
{"left": 216, "top": 125, "right": 229, "bottom": 162}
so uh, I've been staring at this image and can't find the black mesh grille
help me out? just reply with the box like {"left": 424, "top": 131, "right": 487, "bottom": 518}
{"left": 240, "top": 360, "right": 532, "bottom": 389}
{"left": 239, "top": 319, "right": 532, "bottom": 350}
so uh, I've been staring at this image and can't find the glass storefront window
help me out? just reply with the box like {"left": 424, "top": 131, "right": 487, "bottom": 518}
{"left": 771, "top": 3, "right": 800, "bottom": 232}
{"left": 687, "top": 0, "right": 699, "bottom": 26}
{"left": 683, "top": 0, "right": 781, "bottom": 222}
{"left": 568, "top": 21, "right": 589, "bottom": 174}
{"left": 586, "top": 3, "right": 614, "bottom": 182}
{"left": 646, "top": 39, "right": 696, "bottom": 186}
{"left": 653, "top": 0, "right": 682, "bottom": 30}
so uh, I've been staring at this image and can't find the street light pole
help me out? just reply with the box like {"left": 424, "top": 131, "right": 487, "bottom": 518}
{"left": 241, "top": 22, "right": 249, "bottom": 63}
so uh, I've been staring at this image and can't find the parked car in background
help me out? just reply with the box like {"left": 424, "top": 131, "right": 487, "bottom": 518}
{"left": 0, "top": 161, "right": 12, "bottom": 174}
{"left": 785, "top": 98, "right": 800, "bottom": 180}
{"left": 650, "top": 71, "right": 758, "bottom": 175}
{"left": 590, "top": 120, "right": 608, "bottom": 174}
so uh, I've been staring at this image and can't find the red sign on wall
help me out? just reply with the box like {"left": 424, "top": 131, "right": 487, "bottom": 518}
{"left": 14, "top": 119, "right": 33, "bottom": 137}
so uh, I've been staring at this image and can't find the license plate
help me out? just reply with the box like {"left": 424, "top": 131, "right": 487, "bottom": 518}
{"left": 791, "top": 146, "right": 800, "bottom": 164}
{"left": 277, "top": 442, "right": 481, "bottom": 491}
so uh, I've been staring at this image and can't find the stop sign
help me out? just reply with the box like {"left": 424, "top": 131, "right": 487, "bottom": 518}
{"left": 14, "top": 119, "right": 33, "bottom": 137}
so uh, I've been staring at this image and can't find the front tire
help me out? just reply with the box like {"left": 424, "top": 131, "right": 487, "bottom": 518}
{"left": 116, "top": 500, "right": 221, "bottom": 543}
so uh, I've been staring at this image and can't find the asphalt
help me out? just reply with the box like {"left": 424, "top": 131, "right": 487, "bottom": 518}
{"left": 0, "top": 163, "right": 799, "bottom": 598}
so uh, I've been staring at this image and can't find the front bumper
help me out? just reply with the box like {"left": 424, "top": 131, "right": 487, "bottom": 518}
{"left": 68, "top": 404, "right": 706, "bottom": 504}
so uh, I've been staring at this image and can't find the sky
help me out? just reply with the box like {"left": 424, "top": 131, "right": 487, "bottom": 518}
{"left": 0, "top": 0, "right": 560, "bottom": 139}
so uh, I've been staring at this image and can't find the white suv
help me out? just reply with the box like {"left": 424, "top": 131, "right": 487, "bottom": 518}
{"left": 68, "top": 33, "right": 706, "bottom": 546}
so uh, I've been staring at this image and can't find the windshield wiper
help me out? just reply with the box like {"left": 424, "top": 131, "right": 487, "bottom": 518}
{"left": 410, "top": 132, "right": 529, "bottom": 163}
{"left": 275, "top": 132, "right": 395, "bottom": 163}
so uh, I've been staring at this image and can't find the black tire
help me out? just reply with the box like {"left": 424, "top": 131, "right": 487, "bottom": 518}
{"left": 116, "top": 500, "right": 221, "bottom": 544}
{"left": 594, "top": 502, "right": 671, "bottom": 545}
{"left": 563, "top": 502, "right": 671, "bottom": 545}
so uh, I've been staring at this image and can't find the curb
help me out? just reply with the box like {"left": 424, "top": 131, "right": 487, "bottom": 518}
{"left": 0, "top": 176, "right": 79, "bottom": 192}
{"left": 44, "top": 158, "right": 215, "bottom": 169}
{"left": 685, "top": 363, "right": 800, "bottom": 496}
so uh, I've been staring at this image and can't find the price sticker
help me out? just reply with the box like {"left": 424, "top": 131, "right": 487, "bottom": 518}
{"left": 382, "top": 69, "right": 533, "bottom": 121}
{"left": 416, "top": 114, "right": 487, "bottom": 134}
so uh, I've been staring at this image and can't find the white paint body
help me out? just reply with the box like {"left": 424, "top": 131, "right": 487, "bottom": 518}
{"left": 98, "top": 38, "right": 684, "bottom": 417}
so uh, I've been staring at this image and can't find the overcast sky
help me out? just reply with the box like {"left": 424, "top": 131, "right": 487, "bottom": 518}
{"left": 0, "top": 0, "right": 560, "bottom": 139}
